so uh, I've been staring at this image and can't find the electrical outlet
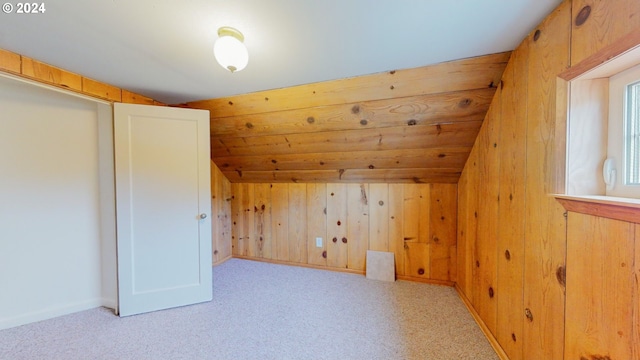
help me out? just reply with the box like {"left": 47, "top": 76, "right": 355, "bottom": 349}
{"left": 315, "top": 237, "right": 323, "bottom": 248}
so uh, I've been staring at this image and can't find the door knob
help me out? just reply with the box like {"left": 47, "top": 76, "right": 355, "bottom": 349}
{"left": 199, "top": 213, "right": 207, "bottom": 219}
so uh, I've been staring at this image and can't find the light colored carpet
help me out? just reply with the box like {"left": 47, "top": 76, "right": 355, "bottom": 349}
{"left": 0, "top": 259, "right": 498, "bottom": 359}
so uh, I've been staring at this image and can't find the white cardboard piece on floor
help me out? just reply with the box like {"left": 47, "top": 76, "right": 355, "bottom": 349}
{"left": 366, "top": 250, "right": 395, "bottom": 282}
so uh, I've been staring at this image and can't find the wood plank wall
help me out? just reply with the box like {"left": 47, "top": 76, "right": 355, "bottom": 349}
{"left": 456, "top": 0, "right": 640, "bottom": 359}
{"left": 229, "top": 182, "right": 457, "bottom": 284}
{"left": 187, "top": 53, "right": 509, "bottom": 184}
{"left": 564, "top": 212, "right": 640, "bottom": 360}
{"left": 0, "top": 48, "right": 165, "bottom": 105}
{"left": 211, "top": 160, "right": 232, "bottom": 264}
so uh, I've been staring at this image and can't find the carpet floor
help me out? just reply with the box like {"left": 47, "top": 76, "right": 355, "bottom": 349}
{"left": 0, "top": 258, "right": 498, "bottom": 359}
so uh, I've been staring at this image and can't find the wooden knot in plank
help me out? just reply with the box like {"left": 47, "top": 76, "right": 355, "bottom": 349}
{"left": 556, "top": 265, "right": 566, "bottom": 287}
{"left": 417, "top": 268, "right": 425, "bottom": 275}
{"left": 488, "top": 287, "right": 494, "bottom": 298}
{"left": 505, "top": 250, "right": 511, "bottom": 261}
{"left": 533, "top": 29, "right": 541, "bottom": 42}
{"left": 341, "top": 237, "right": 347, "bottom": 244}
{"left": 458, "top": 98, "right": 472, "bottom": 108}
{"left": 322, "top": 251, "right": 327, "bottom": 258}
{"left": 332, "top": 237, "right": 338, "bottom": 243}
{"left": 575, "top": 5, "right": 591, "bottom": 26}
{"left": 525, "top": 308, "right": 533, "bottom": 322}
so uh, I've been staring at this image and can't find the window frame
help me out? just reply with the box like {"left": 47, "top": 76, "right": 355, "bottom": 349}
{"left": 607, "top": 63, "right": 640, "bottom": 197}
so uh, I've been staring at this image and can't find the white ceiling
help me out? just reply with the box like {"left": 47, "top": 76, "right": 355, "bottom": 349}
{"left": 0, "top": 0, "right": 562, "bottom": 104}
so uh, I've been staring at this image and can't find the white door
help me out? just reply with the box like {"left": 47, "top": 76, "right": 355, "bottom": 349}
{"left": 114, "top": 103, "right": 212, "bottom": 317}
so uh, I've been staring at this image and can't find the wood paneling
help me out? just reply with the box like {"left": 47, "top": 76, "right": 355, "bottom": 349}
{"left": 523, "top": 3, "right": 571, "bottom": 359}
{"left": 306, "top": 183, "right": 327, "bottom": 266}
{"left": 288, "top": 184, "right": 307, "bottom": 263}
{"left": 571, "top": 0, "right": 640, "bottom": 66}
{"left": 254, "top": 183, "right": 272, "bottom": 259}
{"left": 429, "top": 183, "right": 457, "bottom": 282}
{"left": 211, "top": 161, "right": 232, "bottom": 264}
{"left": 456, "top": 1, "right": 583, "bottom": 358}
{"left": 326, "top": 183, "right": 348, "bottom": 269}
{"left": 456, "top": 161, "right": 470, "bottom": 296}
{"left": 211, "top": 121, "right": 481, "bottom": 158}
{"left": 228, "top": 183, "right": 456, "bottom": 283}
{"left": 215, "top": 147, "right": 471, "bottom": 172}
{"left": 230, "top": 183, "right": 241, "bottom": 256}
{"left": 458, "top": 145, "right": 479, "bottom": 303}
{"left": 368, "top": 184, "right": 389, "bottom": 252}
{"left": 402, "top": 184, "right": 422, "bottom": 244}
{"left": 347, "top": 184, "right": 369, "bottom": 271}
{"left": 192, "top": 53, "right": 510, "bottom": 184}
{"left": 565, "top": 212, "right": 636, "bottom": 360}
{"left": 404, "top": 242, "right": 430, "bottom": 279}
{"left": 207, "top": 89, "right": 493, "bottom": 138}
{"left": 241, "top": 184, "right": 256, "bottom": 257}
{"left": 389, "top": 183, "right": 405, "bottom": 276}
{"left": 187, "top": 52, "right": 510, "bottom": 117}
{"left": 222, "top": 168, "right": 461, "bottom": 184}
{"left": 271, "top": 184, "right": 289, "bottom": 261}
{"left": 473, "top": 85, "right": 501, "bottom": 337}
{"left": 496, "top": 40, "right": 529, "bottom": 360}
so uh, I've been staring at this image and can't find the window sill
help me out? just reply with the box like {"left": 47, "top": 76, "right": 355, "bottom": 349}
{"left": 554, "top": 194, "right": 640, "bottom": 224}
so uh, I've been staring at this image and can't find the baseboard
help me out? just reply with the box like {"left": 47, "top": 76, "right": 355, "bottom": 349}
{"left": 454, "top": 284, "right": 510, "bottom": 360}
{"left": 0, "top": 298, "right": 103, "bottom": 331}
{"left": 396, "top": 275, "right": 454, "bottom": 287}
{"left": 232, "top": 256, "right": 366, "bottom": 276}
{"left": 101, "top": 297, "right": 118, "bottom": 313}
{"left": 232, "top": 256, "right": 457, "bottom": 287}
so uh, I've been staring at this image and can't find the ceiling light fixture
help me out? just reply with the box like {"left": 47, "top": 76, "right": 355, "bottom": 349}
{"left": 214, "top": 26, "right": 248, "bottom": 73}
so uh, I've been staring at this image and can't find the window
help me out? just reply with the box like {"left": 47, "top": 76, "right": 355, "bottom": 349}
{"left": 626, "top": 80, "right": 640, "bottom": 185}
{"left": 608, "top": 62, "right": 640, "bottom": 198}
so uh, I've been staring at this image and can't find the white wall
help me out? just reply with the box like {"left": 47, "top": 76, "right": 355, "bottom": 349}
{"left": 0, "top": 75, "right": 116, "bottom": 330}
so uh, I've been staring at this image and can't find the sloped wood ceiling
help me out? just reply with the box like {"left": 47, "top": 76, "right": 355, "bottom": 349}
{"left": 184, "top": 52, "right": 511, "bottom": 183}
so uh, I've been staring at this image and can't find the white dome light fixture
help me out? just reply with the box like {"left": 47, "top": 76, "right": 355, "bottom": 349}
{"left": 214, "top": 26, "right": 248, "bottom": 73}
